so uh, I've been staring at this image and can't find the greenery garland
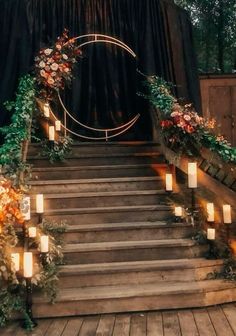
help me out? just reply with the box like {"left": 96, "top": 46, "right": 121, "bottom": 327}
{"left": 142, "top": 76, "right": 236, "bottom": 163}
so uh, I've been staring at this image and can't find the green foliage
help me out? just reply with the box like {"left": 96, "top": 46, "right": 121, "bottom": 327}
{"left": 41, "top": 135, "right": 73, "bottom": 163}
{"left": 140, "top": 76, "right": 175, "bottom": 115}
{"left": 0, "top": 75, "right": 36, "bottom": 181}
{"left": 143, "top": 76, "right": 236, "bottom": 163}
{"left": 175, "top": 0, "right": 236, "bottom": 73}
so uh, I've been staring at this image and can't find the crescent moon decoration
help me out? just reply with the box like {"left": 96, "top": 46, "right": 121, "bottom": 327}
{"left": 36, "top": 31, "right": 140, "bottom": 141}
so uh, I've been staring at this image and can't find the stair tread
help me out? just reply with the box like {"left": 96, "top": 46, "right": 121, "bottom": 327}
{"left": 66, "top": 221, "right": 189, "bottom": 232}
{"left": 32, "top": 163, "right": 167, "bottom": 172}
{"left": 34, "top": 280, "right": 235, "bottom": 302}
{"left": 32, "top": 204, "right": 171, "bottom": 215}
{"left": 31, "top": 190, "right": 168, "bottom": 199}
{"left": 30, "top": 176, "right": 162, "bottom": 185}
{"left": 59, "top": 258, "right": 223, "bottom": 275}
{"left": 30, "top": 141, "right": 160, "bottom": 147}
{"left": 28, "top": 151, "right": 162, "bottom": 159}
{"left": 64, "top": 238, "right": 197, "bottom": 252}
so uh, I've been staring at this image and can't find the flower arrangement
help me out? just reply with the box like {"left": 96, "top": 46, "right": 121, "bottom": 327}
{"left": 143, "top": 76, "right": 236, "bottom": 163}
{"left": 35, "top": 29, "right": 82, "bottom": 91}
{"left": 0, "top": 178, "right": 24, "bottom": 225}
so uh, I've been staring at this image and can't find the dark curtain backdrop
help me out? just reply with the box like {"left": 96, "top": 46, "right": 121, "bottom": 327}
{"left": 0, "top": 0, "right": 201, "bottom": 140}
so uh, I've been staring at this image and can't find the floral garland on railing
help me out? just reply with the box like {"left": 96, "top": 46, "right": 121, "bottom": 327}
{"left": 141, "top": 76, "right": 236, "bottom": 163}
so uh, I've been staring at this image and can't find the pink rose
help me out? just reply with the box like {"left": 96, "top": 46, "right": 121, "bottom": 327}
{"left": 56, "top": 44, "right": 62, "bottom": 50}
{"left": 183, "top": 114, "right": 191, "bottom": 121}
{"left": 64, "top": 67, "right": 70, "bottom": 73}
{"left": 40, "top": 70, "right": 47, "bottom": 78}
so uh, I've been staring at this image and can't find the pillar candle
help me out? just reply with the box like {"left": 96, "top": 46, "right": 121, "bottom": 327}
{"left": 49, "top": 126, "right": 55, "bottom": 141}
{"left": 188, "top": 162, "right": 197, "bottom": 188}
{"left": 55, "top": 120, "right": 61, "bottom": 131}
{"left": 223, "top": 205, "right": 232, "bottom": 224}
{"left": 207, "top": 203, "right": 215, "bottom": 222}
{"left": 43, "top": 103, "right": 50, "bottom": 117}
{"left": 21, "top": 196, "right": 31, "bottom": 220}
{"left": 28, "top": 227, "right": 37, "bottom": 238}
{"left": 175, "top": 206, "right": 183, "bottom": 217}
{"left": 23, "top": 252, "right": 33, "bottom": 278}
{"left": 207, "top": 228, "right": 215, "bottom": 240}
{"left": 40, "top": 235, "right": 49, "bottom": 253}
{"left": 11, "top": 253, "right": 20, "bottom": 272}
{"left": 36, "top": 194, "right": 44, "bottom": 214}
{"left": 165, "top": 174, "right": 173, "bottom": 192}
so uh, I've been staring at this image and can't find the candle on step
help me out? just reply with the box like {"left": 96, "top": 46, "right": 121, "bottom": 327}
{"left": 49, "top": 126, "right": 55, "bottom": 141}
{"left": 165, "top": 173, "right": 173, "bottom": 192}
{"left": 43, "top": 103, "right": 50, "bottom": 118}
{"left": 55, "top": 120, "right": 61, "bottom": 131}
{"left": 207, "top": 228, "right": 215, "bottom": 240}
{"left": 175, "top": 206, "right": 183, "bottom": 217}
{"left": 23, "top": 252, "right": 33, "bottom": 278}
{"left": 223, "top": 205, "right": 232, "bottom": 224}
{"left": 11, "top": 253, "right": 20, "bottom": 272}
{"left": 28, "top": 227, "right": 37, "bottom": 238}
{"left": 188, "top": 162, "right": 197, "bottom": 188}
{"left": 40, "top": 235, "right": 49, "bottom": 253}
{"left": 206, "top": 203, "right": 215, "bottom": 222}
{"left": 36, "top": 194, "right": 44, "bottom": 214}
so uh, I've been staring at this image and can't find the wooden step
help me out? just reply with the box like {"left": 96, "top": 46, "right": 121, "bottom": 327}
{"left": 30, "top": 176, "right": 164, "bottom": 193}
{"left": 30, "top": 190, "right": 170, "bottom": 210}
{"left": 58, "top": 259, "right": 223, "bottom": 288}
{"left": 63, "top": 239, "right": 207, "bottom": 264}
{"left": 28, "top": 142, "right": 161, "bottom": 156}
{"left": 64, "top": 222, "right": 193, "bottom": 243}
{"left": 28, "top": 152, "right": 165, "bottom": 167}
{"left": 33, "top": 280, "right": 236, "bottom": 317}
{"left": 31, "top": 163, "right": 168, "bottom": 180}
{"left": 31, "top": 204, "right": 172, "bottom": 225}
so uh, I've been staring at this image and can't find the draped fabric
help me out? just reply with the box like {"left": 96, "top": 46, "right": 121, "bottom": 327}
{"left": 0, "top": 0, "right": 201, "bottom": 140}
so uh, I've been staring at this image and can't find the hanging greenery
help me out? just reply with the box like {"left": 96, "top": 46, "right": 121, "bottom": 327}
{"left": 0, "top": 75, "right": 36, "bottom": 183}
{"left": 142, "top": 76, "right": 236, "bottom": 163}
{"left": 41, "top": 136, "right": 73, "bottom": 163}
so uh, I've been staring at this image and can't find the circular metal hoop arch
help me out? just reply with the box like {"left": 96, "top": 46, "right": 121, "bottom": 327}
{"left": 57, "top": 34, "right": 140, "bottom": 140}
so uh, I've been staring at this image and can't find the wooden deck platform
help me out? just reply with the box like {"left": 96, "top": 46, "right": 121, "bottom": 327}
{"left": 2, "top": 303, "right": 236, "bottom": 335}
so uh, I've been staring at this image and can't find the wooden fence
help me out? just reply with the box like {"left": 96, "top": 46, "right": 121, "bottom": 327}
{"left": 200, "top": 74, "right": 236, "bottom": 147}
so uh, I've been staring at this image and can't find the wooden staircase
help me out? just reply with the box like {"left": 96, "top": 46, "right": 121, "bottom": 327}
{"left": 28, "top": 142, "right": 236, "bottom": 318}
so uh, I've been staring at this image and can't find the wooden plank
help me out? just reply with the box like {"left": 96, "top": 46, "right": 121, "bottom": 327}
{"left": 222, "top": 303, "right": 236, "bottom": 333}
{"left": 79, "top": 316, "right": 100, "bottom": 336}
{"left": 178, "top": 310, "right": 199, "bottom": 336}
{"left": 44, "top": 319, "right": 68, "bottom": 336}
{"left": 130, "top": 313, "right": 147, "bottom": 336}
{"left": 207, "top": 306, "right": 234, "bottom": 336}
{"left": 95, "top": 314, "right": 115, "bottom": 336}
{"left": 147, "top": 312, "right": 163, "bottom": 336}
{"left": 112, "top": 314, "right": 130, "bottom": 336}
{"left": 0, "top": 322, "right": 19, "bottom": 336}
{"left": 162, "top": 311, "right": 181, "bottom": 336}
{"left": 15, "top": 319, "right": 53, "bottom": 336}
{"left": 193, "top": 308, "right": 216, "bottom": 336}
{"left": 61, "top": 317, "right": 83, "bottom": 336}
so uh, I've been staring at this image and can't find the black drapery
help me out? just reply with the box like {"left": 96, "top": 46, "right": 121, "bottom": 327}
{"left": 0, "top": 0, "right": 201, "bottom": 140}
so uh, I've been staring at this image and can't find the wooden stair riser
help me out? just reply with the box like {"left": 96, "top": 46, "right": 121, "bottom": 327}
{"left": 30, "top": 179, "right": 164, "bottom": 194}
{"left": 28, "top": 144, "right": 161, "bottom": 156}
{"left": 32, "top": 288, "right": 236, "bottom": 318}
{"left": 63, "top": 245, "right": 207, "bottom": 264}
{"left": 28, "top": 154, "right": 165, "bottom": 167}
{"left": 31, "top": 164, "right": 167, "bottom": 180}
{"left": 32, "top": 167, "right": 153, "bottom": 180}
{"left": 64, "top": 225, "right": 193, "bottom": 243}
{"left": 58, "top": 265, "right": 222, "bottom": 288}
{"left": 31, "top": 209, "right": 171, "bottom": 225}
{"left": 31, "top": 193, "right": 169, "bottom": 210}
